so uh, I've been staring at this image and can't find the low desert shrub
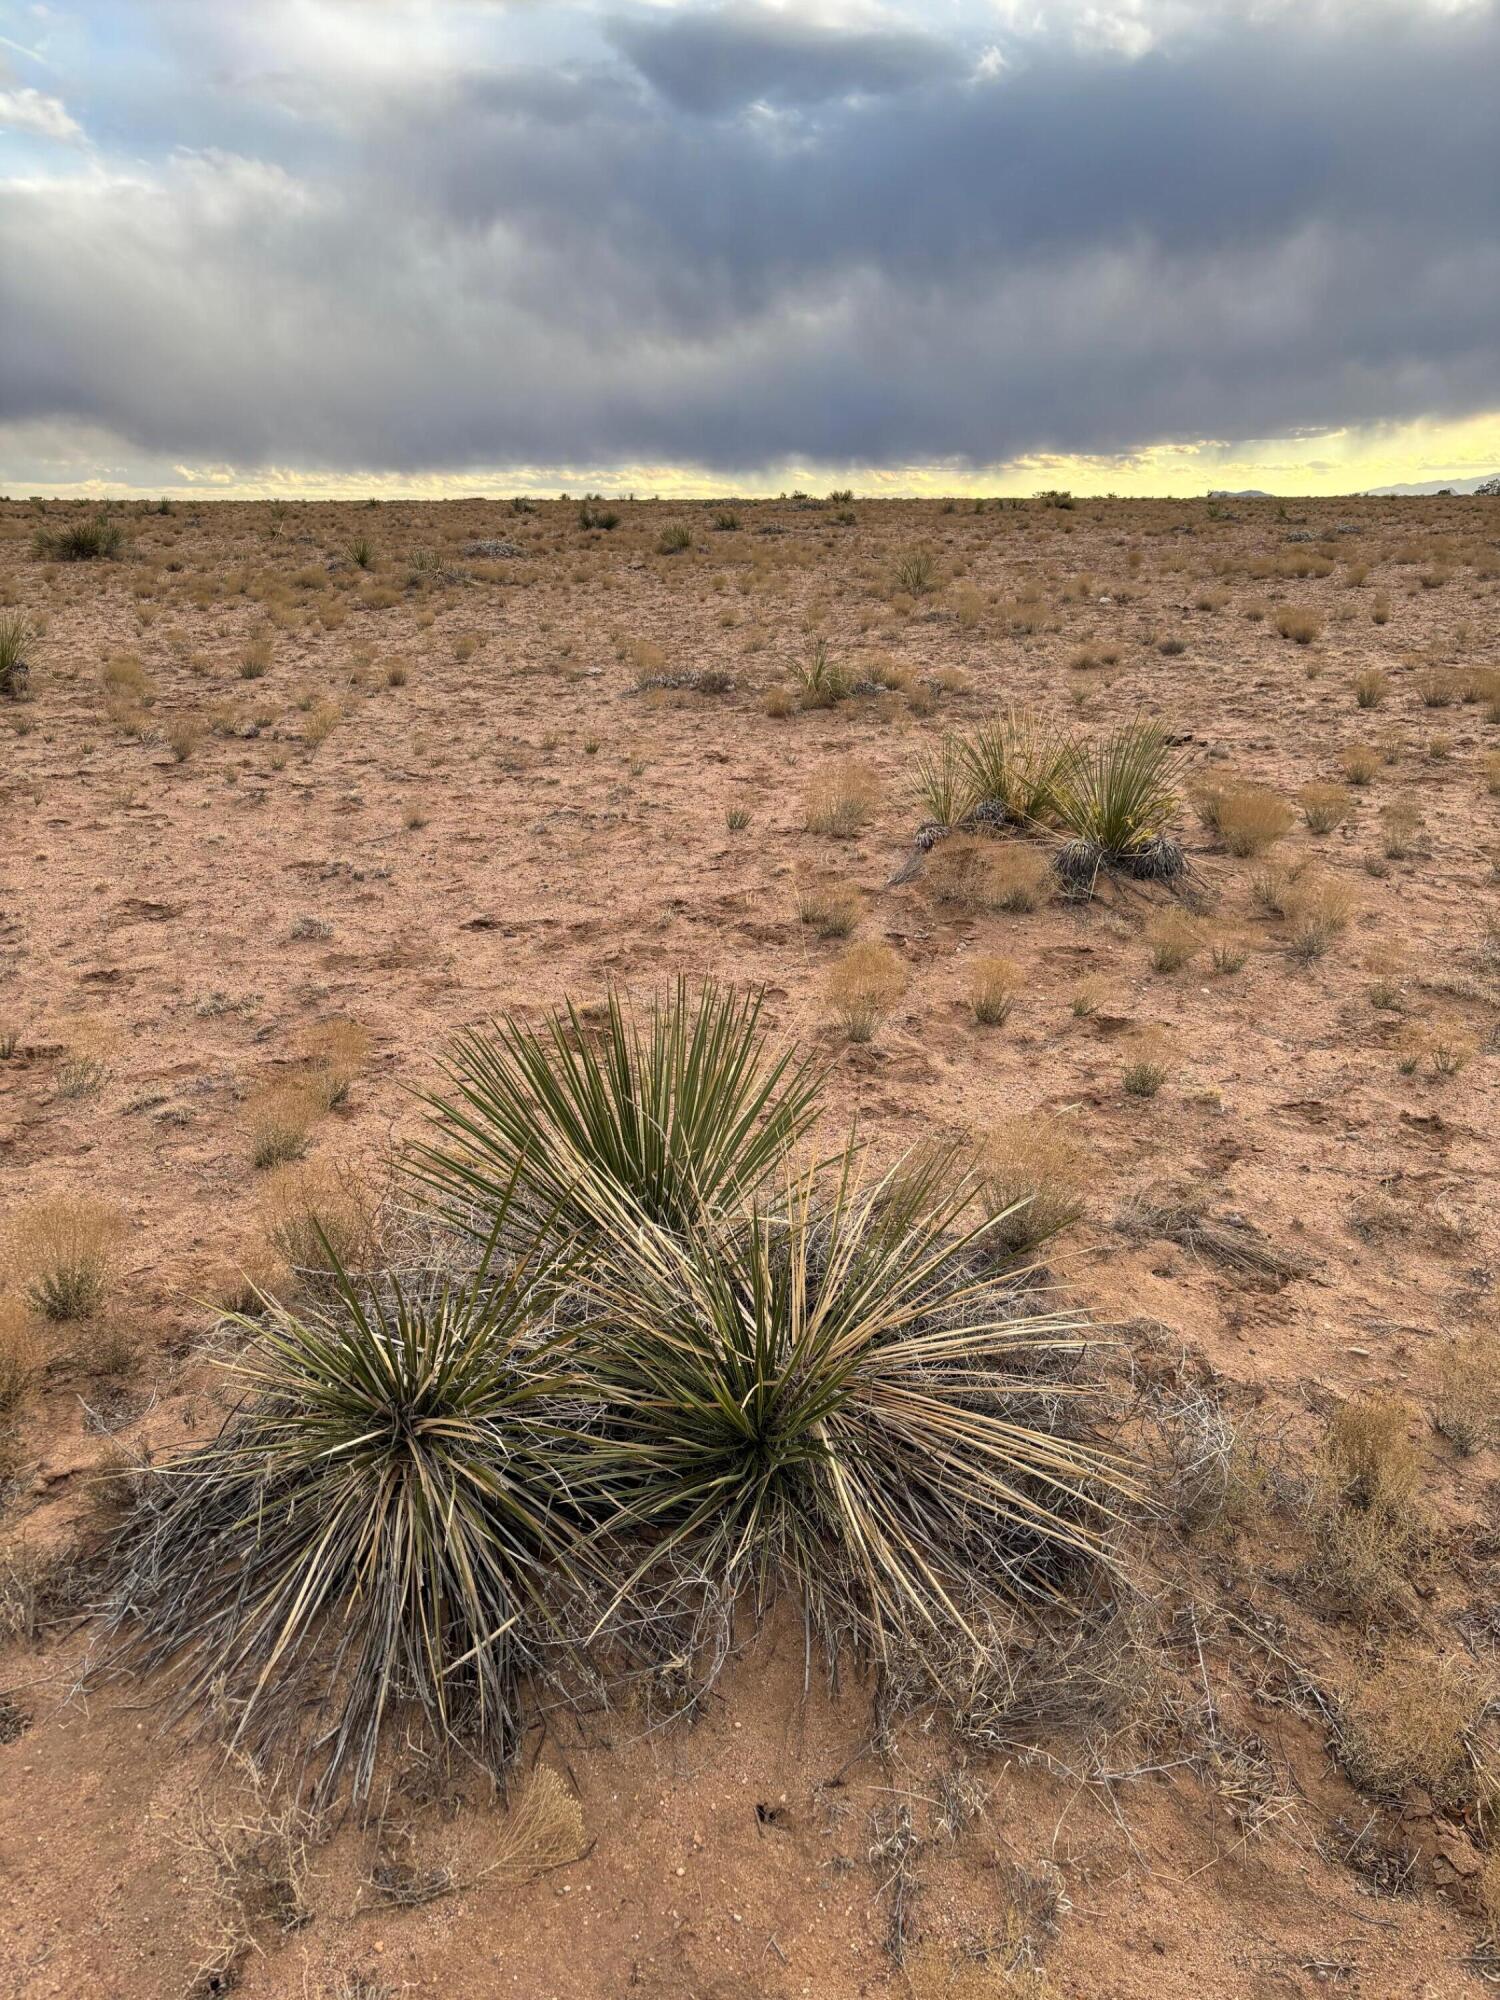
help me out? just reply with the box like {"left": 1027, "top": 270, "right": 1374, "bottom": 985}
{"left": 1432, "top": 1327, "right": 1499, "bottom": 1454}
{"left": 956, "top": 709, "right": 1066, "bottom": 824}
{"left": 567, "top": 1153, "right": 1123, "bottom": 1663}
{"left": 1052, "top": 717, "right": 1186, "bottom": 885}
{"left": 892, "top": 548, "right": 937, "bottom": 597}
{"left": 0, "top": 611, "right": 34, "bottom": 698}
{"left": 35, "top": 513, "right": 123, "bottom": 561}
{"left": 301, "top": 1019, "right": 372, "bottom": 1110}
{"left": 1146, "top": 910, "right": 1203, "bottom": 973}
{"left": 259, "top": 1161, "right": 382, "bottom": 1281}
{"left": 1196, "top": 779, "right": 1293, "bottom": 856}
{"left": 1275, "top": 606, "right": 1322, "bottom": 644}
{"left": 796, "top": 874, "right": 862, "bottom": 938}
{"left": 1285, "top": 874, "right": 1356, "bottom": 959}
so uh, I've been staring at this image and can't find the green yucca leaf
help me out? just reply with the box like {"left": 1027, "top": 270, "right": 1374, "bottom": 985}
{"left": 410, "top": 979, "right": 826, "bottom": 1242}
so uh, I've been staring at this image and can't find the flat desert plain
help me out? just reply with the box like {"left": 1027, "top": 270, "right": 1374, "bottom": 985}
{"left": 1, "top": 492, "right": 1497, "bottom": 2000}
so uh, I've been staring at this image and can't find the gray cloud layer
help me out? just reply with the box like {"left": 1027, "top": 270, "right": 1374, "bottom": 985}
{"left": 3, "top": 2, "right": 1498, "bottom": 476}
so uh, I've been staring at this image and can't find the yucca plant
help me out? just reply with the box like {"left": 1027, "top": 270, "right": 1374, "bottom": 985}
{"left": 1051, "top": 717, "right": 1186, "bottom": 886}
{"left": 956, "top": 709, "right": 1067, "bottom": 826}
{"left": 568, "top": 1151, "right": 1128, "bottom": 1678}
{"left": 0, "top": 612, "right": 33, "bottom": 699}
{"left": 411, "top": 980, "right": 826, "bottom": 1244}
{"left": 107, "top": 1206, "right": 584, "bottom": 1805}
{"left": 911, "top": 737, "right": 978, "bottom": 830}
{"left": 33, "top": 513, "right": 123, "bottom": 561}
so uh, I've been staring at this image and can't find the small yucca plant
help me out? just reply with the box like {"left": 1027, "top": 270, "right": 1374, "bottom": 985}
{"left": 34, "top": 514, "right": 123, "bottom": 561}
{"left": 108, "top": 1208, "right": 583, "bottom": 1804}
{"left": 956, "top": 709, "right": 1066, "bottom": 825}
{"left": 911, "top": 738, "right": 977, "bottom": 830}
{"left": 412, "top": 980, "right": 825, "bottom": 1243}
{"left": 0, "top": 612, "right": 34, "bottom": 699}
{"left": 569, "top": 1152, "right": 1127, "bottom": 1673}
{"left": 1051, "top": 717, "right": 1186, "bottom": 886}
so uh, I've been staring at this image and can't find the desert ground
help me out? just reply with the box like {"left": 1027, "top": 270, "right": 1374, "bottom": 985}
{"left": 1, "top": 490, "right": 1497, "bottom": 2000}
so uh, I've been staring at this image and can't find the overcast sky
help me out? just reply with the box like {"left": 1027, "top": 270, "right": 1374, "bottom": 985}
{"left": 2, "top": 0, "right": 1498, "bottom": 496}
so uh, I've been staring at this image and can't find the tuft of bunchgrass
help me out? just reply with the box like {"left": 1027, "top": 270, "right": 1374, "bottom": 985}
{"left": 106, "top": 1209, "right": 584, "bottom": 1806}
{"left": 7, "top": 1195, "right": 125, "bottom": 1321}
{"left": 966, "top": 955, "right": 1021, "bottom": 1026}
{"left": 411, "top": 980, "right": 825, "bottom": 1244}
{"left": 826, "top": 941, "right": 905, "bottom": 1042}
{"left": 977, "top": 1119, "right": 1087, "bottom": 1256}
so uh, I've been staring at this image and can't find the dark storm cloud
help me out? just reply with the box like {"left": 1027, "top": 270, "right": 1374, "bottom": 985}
{"left": 604, "top": 3, "right": 965, "bottom": 114}
{"left": 2, "top": 2, "right": 1498, "bottom": 477}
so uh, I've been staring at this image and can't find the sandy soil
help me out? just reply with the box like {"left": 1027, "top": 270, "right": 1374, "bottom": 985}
{"left": 1, "top": 492, "right": 1496, "bottom": 1999}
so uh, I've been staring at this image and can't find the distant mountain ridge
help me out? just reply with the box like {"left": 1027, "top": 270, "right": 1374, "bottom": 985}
{"left": 1363, "top": 474, "right": 1500, "bottom": 496}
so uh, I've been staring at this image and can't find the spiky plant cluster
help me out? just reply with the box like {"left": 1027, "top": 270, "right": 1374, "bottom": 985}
{"left": 0, "top": 612, "right": 34, "bottom": 699}
{"left": 112, "top": 982, "right": 1127, "bottom": 1804}
{"left": 108, "top": 1204, "right": 584, "bottom": 1807}
{"left": 906, "top": 712, "right": 1186, "bottom": 890}
{"left": 409, "top": 979, "right": 825, "bottom": 1242}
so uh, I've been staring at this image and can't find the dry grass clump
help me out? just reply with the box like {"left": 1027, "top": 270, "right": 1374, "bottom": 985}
{"left": 1275, "top": 606, "right": 1323, "bottom": 644}
{"left": 1299, "top": 783, "right": 1352, "bottom": 834}
{"left": 246, "top": 1083, "right": 322, "bottom": 1169}
{"left": 259, "top": 1161, "right": 383, "bottom": 1282}
{"left": 301, "top": 1018, "right": 373, "bottom": 1110}
{"left": 6, "top": 1196, "right": 125, "bottom": 1321}
{"left": 1197, "top": 778, "right": 1294, "bottom": 856}
{"left": 966, "top": 955, "right": 1022, "bottom": 1026}
{"left": 977, "top": 1119, "right": 1087, "bottom": 1255}
{"left": 165, "top": 714, "right": 203, "bottom": 763}
{"left": 1284, "top": 873, "right": 1357, "bottom": 960}
{"left": 1337, "top": 1651, "right": 1490, "bottom": 1807}
{"left": 1341, "top": 743, "right": 1380, "bottom": 785}
{"left": 1379, "top": 800, "right": 1422, "bottom": 860}
{"left": 796, "top": 877, "right": 862, "bottom": 939}
{"left": 827, "top": 940, "right": 906, "bottom": 1041}
{"left": 0, "top": 1297, "right": 39, "bottom": 1420}
{"left": 1353, "top": 667, "right": 1389, "bottom": 709}
{"left": 926, "top": 836, "right": 1051, "bottom": 914}
{"left": 303, "top": 698, "right": 341, "bottom": 748}
{"left": 55, "top": 1018, "right": 117, "bottom": 1099}
{"left": 805, "top": 759, "right": 881, "bottom": 838}
{"left": 1311, "top": 1396, "right": 1422, "bottom": 1620}
{"left": 1122, "top": 1029, "right": 1171, "bottom": 1099}
{"left": 1145, "top": 909, "right": 1203, "bottom": 973}
{"left": 1432, "top": 1326, "right": 1499, "bottom": 1454}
